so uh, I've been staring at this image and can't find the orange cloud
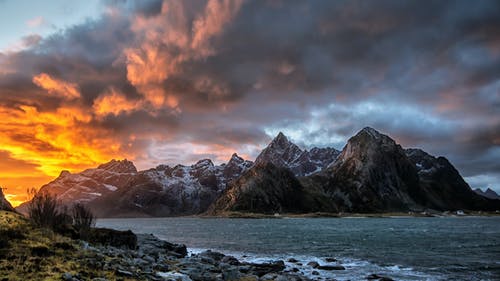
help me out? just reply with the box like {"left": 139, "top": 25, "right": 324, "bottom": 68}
{"left": 93, "top": 88, "right": 142, "bottom": 117}
{"left": 32, "top": 73, "right": 81, "bottom": 99}
{"left": 191, "top": 0, "right": 244, "bottom": 58}
{"left": 124, "top": 0, "right": 243, "bottom": 109}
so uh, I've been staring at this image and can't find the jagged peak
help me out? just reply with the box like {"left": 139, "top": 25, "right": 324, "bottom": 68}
{"left": 97, "top": 159, "right": 137, "bottom": 173}
{"left": 229, "top": 153, "right": 244, "bottom": 163}
{"left": 270, "top": 131, "right": 292, "bottom": 146}
{"left": 349, "top": 127, "right": 396, "bottom": 147}
{"left": 358, "top": 127, "right": 383, "bottom": 138}
{"left": 193, "top": 159, "right": 214, "bottom": 168}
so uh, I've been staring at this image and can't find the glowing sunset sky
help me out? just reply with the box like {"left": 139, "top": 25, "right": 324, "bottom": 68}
{"left": 0, "top": 0, "right": 499, "bottom": 206}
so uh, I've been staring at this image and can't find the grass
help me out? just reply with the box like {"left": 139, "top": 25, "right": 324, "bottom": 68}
{"left": 0, "top": 210, "right": 127, "bottom": 281}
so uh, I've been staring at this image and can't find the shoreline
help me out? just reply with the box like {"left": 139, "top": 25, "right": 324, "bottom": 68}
{"left": 96, "top": 211, "right": 500, "bottom": 219}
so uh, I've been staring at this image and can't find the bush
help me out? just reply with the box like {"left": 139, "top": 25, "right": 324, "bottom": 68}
{"left": 27, "top": 188, "right": 70, "bottom": 229}
{"left": 71, "top": 203, "right": 95, "bottom": 236}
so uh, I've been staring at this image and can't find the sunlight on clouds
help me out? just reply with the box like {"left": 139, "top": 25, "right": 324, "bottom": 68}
{"left": 93, "top": 88, "right": 142, "bottom": 117}
{"left": 32, "top": 73, "right": 81, "bottom": 99}
{"left": 0, "top": 105, "right": 128, "bottom": 177}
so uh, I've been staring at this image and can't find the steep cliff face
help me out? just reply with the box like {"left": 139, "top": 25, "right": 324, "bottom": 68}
{"left": 208, "top": 162, "right": 312, "bottom": 214}
{"left": 0, "top": 188, "right": 14, "bottom": 212}
{"left": 405, "top": 148, "right": 500, "bottom": 211}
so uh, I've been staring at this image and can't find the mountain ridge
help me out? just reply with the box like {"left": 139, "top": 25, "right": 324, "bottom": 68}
{"left": 15, "top": 127, "right": 500, "bottom": 217}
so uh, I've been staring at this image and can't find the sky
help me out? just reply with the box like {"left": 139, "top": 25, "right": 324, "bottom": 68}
{"left": 0, "top": 0, "right": 499, "bottom": 206}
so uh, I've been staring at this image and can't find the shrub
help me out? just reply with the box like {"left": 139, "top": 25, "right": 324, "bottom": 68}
{"left": 71, "top": 203, "right": 95, "bottom": 236}
{"left": 26, "top": 188, "right": 70, "bottom": 230}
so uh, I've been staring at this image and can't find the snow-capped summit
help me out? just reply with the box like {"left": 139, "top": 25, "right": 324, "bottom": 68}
{"left": 255, "top": 132, "right": 339, "bottom": 176}
{"left": 97, "top": 159, "right": 137, "bottom": 173}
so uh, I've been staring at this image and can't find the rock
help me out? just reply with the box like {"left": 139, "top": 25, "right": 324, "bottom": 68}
{"left": 307, "top": 261, "right": 319, "bottom": 268}
{"left": 287, "top": 258, "right": 299, "bottom": 263}
{"left": 259, "top": 273, "right": 278, "bottom": 280}
{"left": 199, "top": 250, "right": 226, "bottom": 261}
{"left": 312, "top": 271, "right": 319, "bottom": 275}
{"left": 366, "top": 274, "right": 394, "bottom": 280}
{"left": 291, "top": 267, "right": 299, "bottom": 272}
{"left": 317, "top": 265, "right": 345, "bottom": 270}
{"left": 137, "top": 234, "right": 187, "bottom": 258}
{"left": 157, "top": 271, "right": 193, "bottom": 281}
{"left": 88, "top": 228, "right": 137, "bottom": 249}
{"left": 249, "top": 260, "right": 286, "bottom": 277}
{"left": 221, "top": 255, "right": 241, "bottom": 265}
{"left": 116, "top": 269, "right": 134, "bottom": 277}
{"left": 324, "top": 257, "right": 337, "bottom": 262}
{"left": 62, "top": 272, "right": 73, "bottom": 281}
{"left": 222, "top": 268, "right": 240, "bottom": 281}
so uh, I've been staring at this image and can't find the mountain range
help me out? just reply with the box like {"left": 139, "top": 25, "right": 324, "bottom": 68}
{"left": 474, "top": 188, "right": 500, "bottom": 200}
{"left": 15, "top": 127, "right": 500, "bottom": 217}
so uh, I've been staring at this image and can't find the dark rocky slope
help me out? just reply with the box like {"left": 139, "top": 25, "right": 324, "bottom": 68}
{"left": 208, "top": 162, "right": 334, "bottom": 214}
{"left": 0, "top": 188, "right": 14, "bottom": 212}
{"left": 405, "top": 148, "right": 500, "bottom": 211}
{"left": 302, "top": 127, "right": 425, "bottom": 212}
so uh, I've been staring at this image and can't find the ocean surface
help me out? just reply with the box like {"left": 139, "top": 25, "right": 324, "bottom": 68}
{"left": 97, "top": 217, "right": 500, "bottom": 281}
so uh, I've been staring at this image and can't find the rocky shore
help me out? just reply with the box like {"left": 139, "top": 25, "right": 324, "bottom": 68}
{"left": 69, "top": 232, "right": 394, "bottom": 281}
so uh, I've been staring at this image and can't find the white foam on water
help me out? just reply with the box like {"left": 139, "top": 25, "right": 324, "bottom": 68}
{"left": 187, "top": 247, "right": 444, "bottom": 281}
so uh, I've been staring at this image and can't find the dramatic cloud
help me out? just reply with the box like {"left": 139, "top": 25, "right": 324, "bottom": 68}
{"left": 0, "top": 0, "right": 499, "bottom": 205}
{"left": 32, "top": 73, "right": 81, "bottom": 99}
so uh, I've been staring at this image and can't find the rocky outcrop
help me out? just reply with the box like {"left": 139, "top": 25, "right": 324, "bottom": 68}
{"left": 0, "top": 188, "right": 14, "bottom": 212}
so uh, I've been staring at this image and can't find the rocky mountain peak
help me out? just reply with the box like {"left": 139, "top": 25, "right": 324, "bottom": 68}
{"left": 340, "top": 127, "right": 398, "bottom": 161}
{"left": 271, "top": 131, "right": 289, "bottom": 145}
{"left": 97, "top": 159, "right": 137, "bottom": 173}
{"left": 192, "top": 159, "right": 214, "bottom": 169}
{"left": 229, "top": 153, "right": 244, "bottom": 164}
{"left": 255, "top": 132, "right": 303, "bottom": 167}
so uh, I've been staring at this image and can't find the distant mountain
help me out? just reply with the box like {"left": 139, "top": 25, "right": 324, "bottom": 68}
{"left": 18, "top": 154, "right": 253, "bottom": 217}
{"left": 17, "top": 159, "right": 138, "bottom": 214}
{"left": 0, "top": 188, "right": 14, "bottom": 212}
{"left": 89, "top": 155, "right": 252, "bottom": 217}
{"left": 254, "top": 132, "right": 340, "bottom": 176}
{"left": 474, "top": 188, "right": 500, "bottom": 200}
{"left": 405, "top": 148, "right": 498, "bottom": 210}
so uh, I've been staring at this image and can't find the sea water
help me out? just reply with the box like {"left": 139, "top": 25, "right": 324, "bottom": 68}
{"left": 97, "top": 217, "right": 500, "bottom": 281}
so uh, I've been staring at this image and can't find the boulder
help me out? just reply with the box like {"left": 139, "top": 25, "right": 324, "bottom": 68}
{"left": 87, "top": 228, "right": 137, "bottom": 249}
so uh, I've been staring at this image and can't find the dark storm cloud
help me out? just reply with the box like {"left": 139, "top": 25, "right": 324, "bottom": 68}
{"left": 0, "top": 0, "right": 499, "bottom": 190}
